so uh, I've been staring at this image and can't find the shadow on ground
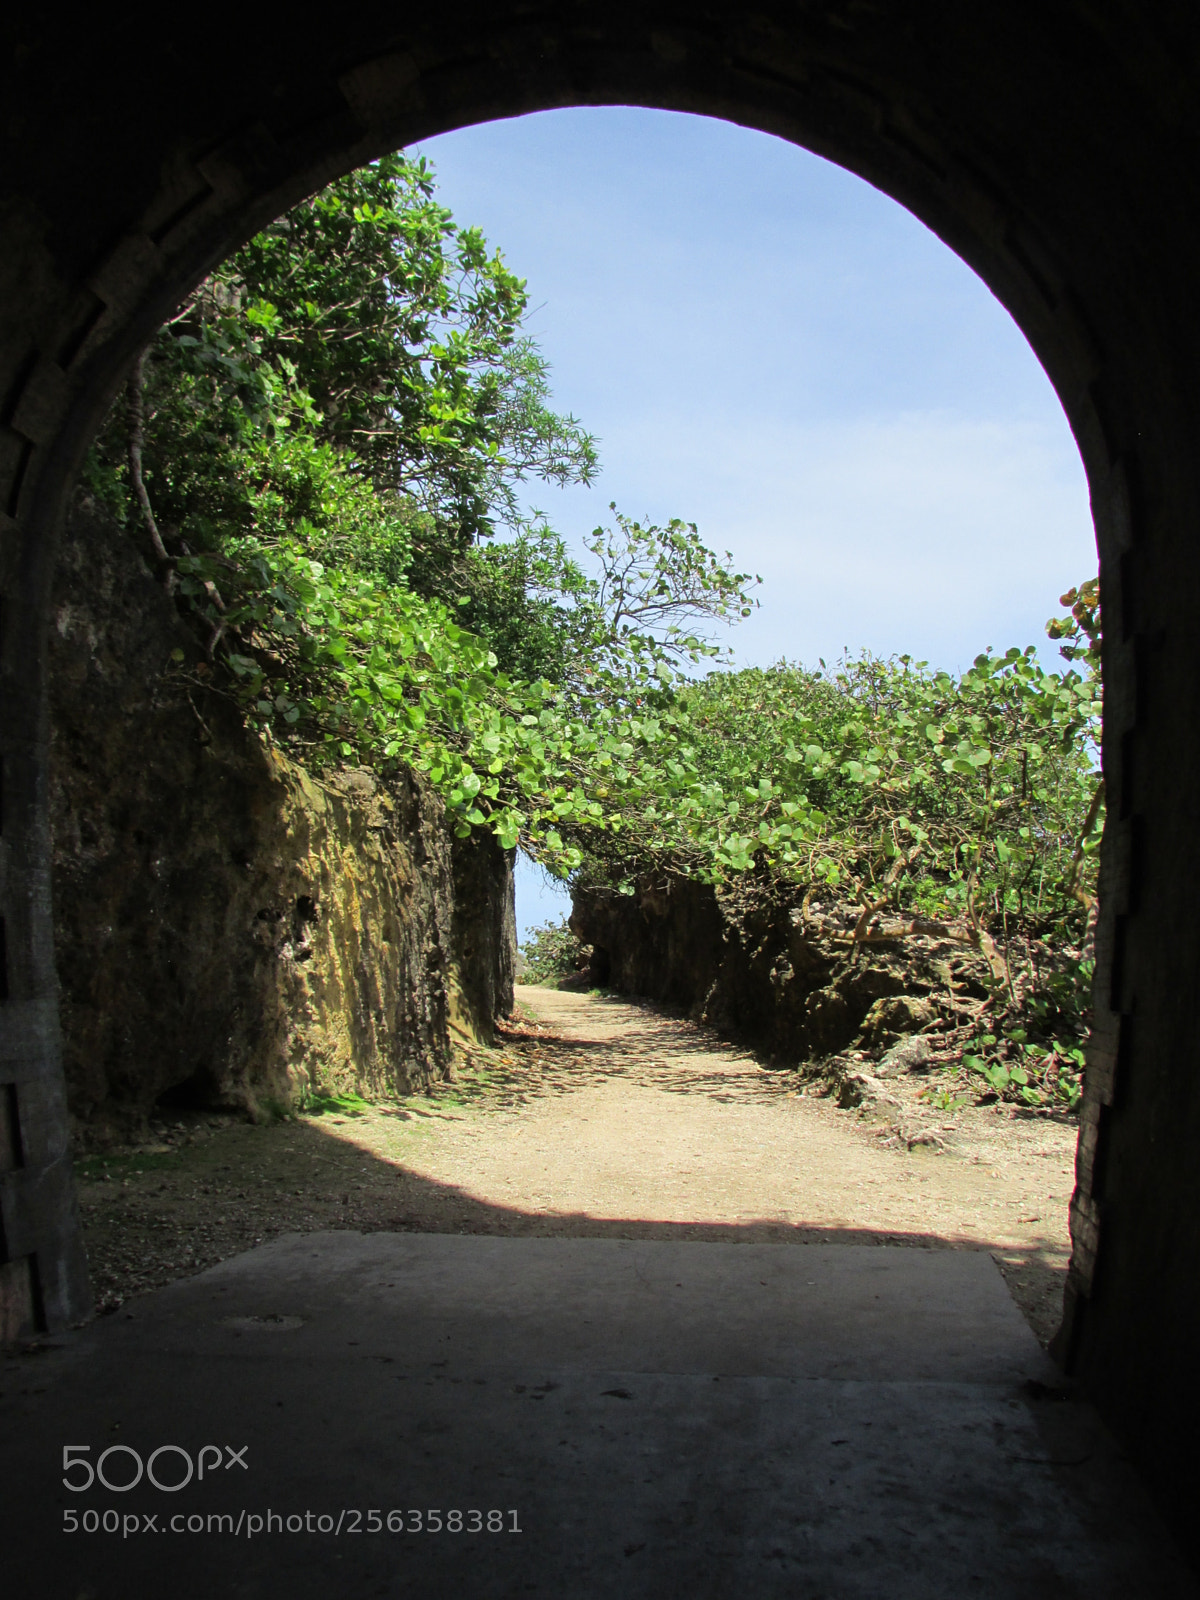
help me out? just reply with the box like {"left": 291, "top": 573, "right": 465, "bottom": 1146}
{"left": 2, "top": 1230, "right": 1194, "bottom": 1600}
{"left": 76, "top": 1107, "right": 1069, "bottom": 1347}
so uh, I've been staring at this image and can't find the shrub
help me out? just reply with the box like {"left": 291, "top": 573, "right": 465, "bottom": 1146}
{"left": 519, "top": 918, "right": 588, "bottom": 984}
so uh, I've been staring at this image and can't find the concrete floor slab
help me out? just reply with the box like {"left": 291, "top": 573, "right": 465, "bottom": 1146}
{"left": 1, "top": 1235, "right": 1194, "bottom": 1598}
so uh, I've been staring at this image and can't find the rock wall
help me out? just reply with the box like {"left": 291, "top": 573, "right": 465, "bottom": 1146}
{"left": 571, "top": 873, "right": 991, "bottom": 1069}
{"left": 49, "top": 497, "right": 514, "bottom": 1144}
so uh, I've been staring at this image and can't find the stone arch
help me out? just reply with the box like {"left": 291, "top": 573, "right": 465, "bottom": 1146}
{"left": 2, "top": 7, "right": 1196, "bottom": 1534}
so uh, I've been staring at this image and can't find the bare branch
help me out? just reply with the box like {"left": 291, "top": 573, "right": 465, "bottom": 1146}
{"left": 852, "top": 842, "right": 921, "bottom": 946}
{"left": 1063, "top": 774, "right": 1105, "bottom": 915}
{"left": 127, "top": 349, "right": 176, "bottom": 593}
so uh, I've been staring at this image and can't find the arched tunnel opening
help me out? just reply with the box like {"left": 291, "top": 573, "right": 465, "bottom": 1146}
{"left": 2, "top": 10, "right": 1199, "bottom": 1587}
{"left": 48, "top": 98, "right": 1095, "bottom": 1348}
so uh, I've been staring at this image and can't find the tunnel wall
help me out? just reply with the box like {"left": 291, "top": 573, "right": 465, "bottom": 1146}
{"left": 0, "top": 0, "right": 1198, "bottom": 1542}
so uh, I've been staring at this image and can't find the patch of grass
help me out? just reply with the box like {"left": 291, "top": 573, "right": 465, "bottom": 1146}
{"left": 918, "top": 1085, "right": 968, "bottom": 1114}
{"left": 75, "top": 1150, "right": 182, "bottom": 1179}
{"left": 299, "top": 1089, "right": 373, "bottom": 1118}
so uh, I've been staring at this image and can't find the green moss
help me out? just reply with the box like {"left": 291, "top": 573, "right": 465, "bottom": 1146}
{"left": 299, "top": 1088, "right": 372, "bottom": 1118}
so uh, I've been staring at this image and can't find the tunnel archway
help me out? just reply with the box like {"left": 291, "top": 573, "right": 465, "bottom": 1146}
{"left": 2, "top": 7, "right": 1196, "bottom": 1536}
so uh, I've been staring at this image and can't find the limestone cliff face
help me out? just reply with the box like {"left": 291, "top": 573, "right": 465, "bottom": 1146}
{"left": 49, "top": 497, "right": 514, "bottom": 1143}
{"left": 570, "top": 873, "right": 992, "bottom": 1067}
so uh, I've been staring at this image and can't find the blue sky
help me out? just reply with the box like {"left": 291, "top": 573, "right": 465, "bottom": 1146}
{"left": 415, "top": 107, "right": 1098, "bottom": 940}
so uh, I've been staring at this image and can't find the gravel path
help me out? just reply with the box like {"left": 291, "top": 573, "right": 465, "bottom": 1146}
{"left": 77, "top": 986, "right": 1078, "bottom": 1345}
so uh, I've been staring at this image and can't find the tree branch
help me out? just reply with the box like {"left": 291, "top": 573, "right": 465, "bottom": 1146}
{"left": 127, "top": 349, "right": 176, "bottom": 593}
{"left": 1063, "top": 774, "right": 1105, "bottom": 915}
{"left": 852, "top": 842, "right": 921, "bottom": 946}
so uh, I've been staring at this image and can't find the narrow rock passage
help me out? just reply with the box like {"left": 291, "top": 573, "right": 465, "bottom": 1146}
{"left": 80, "top": 988, "right": 1076, "bottom": 1344}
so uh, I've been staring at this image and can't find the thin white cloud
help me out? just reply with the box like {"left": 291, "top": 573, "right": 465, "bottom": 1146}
{"left": 544, "top": 408, "right": 1094, "bottom": 670}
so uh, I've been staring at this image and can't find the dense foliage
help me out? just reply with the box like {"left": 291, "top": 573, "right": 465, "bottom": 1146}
{"left": 600, "top": 642, "right": 1101, "bottom": 927}
{"left": 85, "top": 152, "right": 1103, "bottom": 1105}
{"left": 86, "top": 153, "right": 599, "bottom": 667}
{"left": 85, "top": 153, "right": 757, "bottom": 856}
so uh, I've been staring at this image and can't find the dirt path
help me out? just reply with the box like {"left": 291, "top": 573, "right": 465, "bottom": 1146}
{"left": 77, "top": 986, "right": 1078, "bottom": 1346}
